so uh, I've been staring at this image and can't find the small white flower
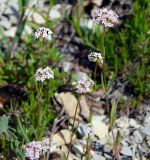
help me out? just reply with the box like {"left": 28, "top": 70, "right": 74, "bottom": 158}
{"left": 24, "top": 140, "right": 57, "bottom": 160}
{"left": 92, "top": 8, "right": 119, "bottom": 27}
{"left": 88, "top": 52, "right": 103, "bottom": 63}
{"left": 76, "top": 77, "right": 94, "bottom": 94}
{"left": 24, "top": 141, "right": 42, "bottom": 160}
{"left": 35, "top": 66, "right": 54, "bottom": 82}
{"left": 34, "top": 27, "right": 53, "bottom": 40}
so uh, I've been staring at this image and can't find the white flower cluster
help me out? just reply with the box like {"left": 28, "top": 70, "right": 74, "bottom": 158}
{"left": 24, "top": 140, "right": 56, "bottom": 160}
{"left": 76, "top": 77, "right": 94, "bottom": 94}
{"left": 34, "top": 27, "right": 53, "bottom": 40}
{"left": 92, "top": 8, "right": 119, "bottom": 27}
{"left": 35, "top": 66, "right": 54, "bottom": 82}
{"left": 88, "top": 52, "right": 103, "bottom": 63}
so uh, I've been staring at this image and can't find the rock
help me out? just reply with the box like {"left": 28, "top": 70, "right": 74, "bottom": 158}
{"left": 4, "top": 26, "right": 17, "bottom": 37}
{"left": 9, "top": 15, "right": 18, "bottom": 25}
{"left": 49, "top": 5, "right": 62, "bottom": 20}
{"left": 104, "top": 145, "right": 112, "bottom": 153}
{"left": 144, "top": 114, "right": 150, "bottom": 125}
{"left": 62, "top": 61, "right": 72, "bottom": 73}
{"left": 23, "top": 25, "right": 33, "bottom": 35}
{"left": 52, "top": 129, "right": 76, "bottom": 145}
{"left": 92, "top": 0, "right": 103, "bottom": 6}
{"left": 93, "top": 153, "right": 106, "bottom": 160}
{"left": 32, "top": 12, "right": 45, "bottom": 24}
{"left": 133, "top": 131, "right": 143, "bottom": 144}
{"left": 103, "top": 153, "right": 112, "bottom": 159}
{"left": 121, "top": 146, "right": 132, "bottom": 157}
{"left": 0, "top": 17, "right": 11, "bottom": 30}
{"left": 141, "top": 126, "right": 150, "bottom": 136}
{"left": 79, "top": 96, "right": 90, "bottom": 121}
{"left": 72, "top": 143, "right": 84, "bottom": 157}
{"left": 129, "top": 118, "right": 140, "bottom": 129}
{"left": 92, "top": 115, "right": 108, "bottom": 140}
{"left": 55, "top": 92, "right": 82, "bottom": 125}
{"left": 116, "top": 116, "right": 129, "bottom": 129}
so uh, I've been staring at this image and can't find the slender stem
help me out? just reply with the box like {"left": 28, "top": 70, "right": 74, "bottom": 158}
{"left": 66, "top": 95, "right": 80, "bottom": 160}
{"left": 101, "top": 29, "right": 109, "bottom": 112}
{"left": 89, "top": 61, "right": 98, "bottom": 123}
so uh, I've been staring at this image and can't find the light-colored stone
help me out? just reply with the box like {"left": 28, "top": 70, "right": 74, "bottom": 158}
{"left": 142, "top": 125, "right": 150, "bottom": 136}
{"left": 129, "top": 118, "right": 140, "bottom": 129}
{"left": 92, "top": 0, "right": 103, "bottom": 6}
{"left": 0, "top": 17, "right": 11, "bottom": 30}
{"left": 92, "top": 115, "right": 108, "bottom": 140}
{"left": 4, "top": 26, "right": 17, "bottom": 37}
{"left": 80, "top": 96, "right": 90, "bottom": 121}
{"left": 72, "top": 143, "right": 84, "bottom": 157}
{"left": 62, "top": 61, "right": 72, "bottom": 73}
{"left": 121, "top": 146, "right": 132, "bottom": 156}
{"left": 116, "top": 116, "right": 129, "bottom": 129}
{"left": 49, "top": 5, "right": 62, "bottom": 20}
{"left": 133, "top": 130, "right": 143, "bottom": 144}
{"left": 93, "top": 153, "right": 106, "bottom": 160}
{"left": 32, "top": 12, "right": 45, "bottom": 24}
{"left": 55, "top": 92, "right": 82, "bottom": 124}
{"left": 52, "top": 129, "right": 76, "bottom": 145}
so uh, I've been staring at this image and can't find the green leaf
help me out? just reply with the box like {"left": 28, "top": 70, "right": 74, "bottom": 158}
{"left": 0, "top": 115, "right": 9, "bottom": 135}
{"left": 110, "top": 100, "right": 117, "bottom": 130}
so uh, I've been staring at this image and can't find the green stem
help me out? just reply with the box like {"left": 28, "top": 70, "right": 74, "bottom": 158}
{"left": 66, "top": 95, "right": 80, "bottom": 160}
{"left": 89, "top": 61, "right": 98, "bottom": 123}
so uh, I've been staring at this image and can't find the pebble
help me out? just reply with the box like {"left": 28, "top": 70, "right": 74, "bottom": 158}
{"left": 32, "top": 12, "right": 45, "bottom": 24}
{"left": 71, "top": 143, "right": 84, "bottom": 157}
{"left": 4, "top": 26, "right": 17, "bottom": 37}
{"left": 129, "top": 118, "right": 141, "bottom": 129}
{"left": 92, "top": 115, "right": 108, "bottom": 139}
{"left": 103, "top": 145, "right": 112, "bottom": 153}
{"left": 133, "top": 130, "right": 143, "bottom": 144}
{"left": 49, "top": 5, "right": 62, "bottom": 20}
{"left": 121, "top": 146, "right": 132, "bottom": 157}
{"left": 93, "top": 153, "right": 106, "bottom": 160}
{"left": 141, "top": 125, "right": 150, "bottom": 136}
{"left": 0, "top": 17, "right": 11, "bottom": 30}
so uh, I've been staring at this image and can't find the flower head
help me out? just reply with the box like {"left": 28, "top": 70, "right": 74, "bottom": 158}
{"left": 76, "top": 77, "right": 94, "bottom": 94}
{"left": 34, "top": 27, "right": 53, "bottom": 40}
{"left": 92, "top": 8, "right": 119, "bottom": 27}
{"left": 35, "top": 66, "right": 54, "bottom": 82}
{"left": 24, "top": 141, "right": 42, "bottom": 160}
{"left": 88, "top": 52, "right": 103, "bottom": 63}
{"left": 24, "top": 140, "right": 57, "bottom": 160}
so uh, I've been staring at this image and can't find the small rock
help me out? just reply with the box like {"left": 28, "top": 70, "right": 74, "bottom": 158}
{"left": 0, "top": 17, "right": 11, "bottom": 30}
{"left": 133, "top": 130, "right": 143, "bottom": 144}
{"left": 116, "top": 116, "right": 129, "bottom": 129}
{"left": 9, "top": 15, "right": 18, "bottom": 25}
{"left": 23, "top": 25, "right": 33, "bottom": 35}
{"left": 49, "top": 5, "right": 62, "bottom": 20}
{"left": 93, "top": 153, "right": 106, "bottom": 160}
{"left": 72, "top": 143, "right": 84, "bottom": 157}
{"left": 4, "top": 26, "right": 17, "bottom": 37}
{"left": 129, "top": 118, "right": 140, "bottom": 129}
{"left": 103, "top": 153, "right": 112, "bottom": 159}
{"left": 104, "top": 145, "right": 112, "bottom": 153}
{"left": 79, "top": 96, "right": 90, "bottom": 121}
{"left": 121, "top": 146, "right": 132, "bottom": 157}
{"left": 32, "top": 12, "right": 45, "bottom": 24}
{"left": 141, "top": 126, "right": 150, "bottom": 136}
{"left": 92, "top": 115, "right": 108, "bottom": 140}
{"left": 55, "top": 92, "right": 82, "bottom": 125}
{"left": 62, "top": 61, "right": 72, "bottom": 73}
{"left": 92, "top": 0, "right": 103, "bottom": 6}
